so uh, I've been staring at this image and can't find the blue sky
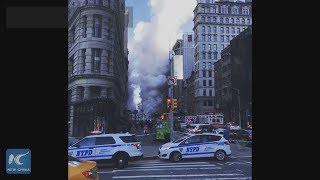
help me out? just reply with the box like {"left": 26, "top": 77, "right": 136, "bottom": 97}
{"left": 126, "top": 0, "right": 194, "bottom": 41}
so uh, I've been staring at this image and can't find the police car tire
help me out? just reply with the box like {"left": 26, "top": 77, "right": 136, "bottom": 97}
{"left": 215, "top": 150, "right": 226, "bottom": 161}
{"left": 113, "top": 153, "right": 129, "bottom": 169}
{"left": 170, "top": 151, "right": 182, "bottom": 162}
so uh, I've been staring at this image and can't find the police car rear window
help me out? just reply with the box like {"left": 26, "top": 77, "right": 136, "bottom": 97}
{"left": 119, "top": 136, "right": 139, "bottom": 143}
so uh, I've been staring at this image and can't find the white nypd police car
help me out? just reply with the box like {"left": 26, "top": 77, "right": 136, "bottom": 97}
{"left": 68, "top": 133, "right": 143, "bottom": 168}
{"left": 158, "top": 133, "right": 231, "bottom": 162}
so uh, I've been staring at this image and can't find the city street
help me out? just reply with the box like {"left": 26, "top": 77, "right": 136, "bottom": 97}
{"left": 97, "top": 156, "right": 252, "bottom": 179}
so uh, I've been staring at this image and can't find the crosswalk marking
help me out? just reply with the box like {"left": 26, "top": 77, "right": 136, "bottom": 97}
{"left": 112, "top": 167, "right": 222, "bottom": 172}
{"left": 112, "top": 174, "right": 244, "bottom": 179}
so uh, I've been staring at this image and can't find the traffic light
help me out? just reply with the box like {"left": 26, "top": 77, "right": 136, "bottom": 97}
{"left": 166, "top": 99, "right": 171, "bottom": 110}
{"left": 172, "top": 99, "right": 178, "bottom": 110}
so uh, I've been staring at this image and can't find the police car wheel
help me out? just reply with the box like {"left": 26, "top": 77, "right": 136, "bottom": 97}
{"left": 170, "top": 152, "right": 182, "bottom": 162}
{"left": 114, "top": 154, "right": 128, "bottom": 169}
{"left": 215, "top": 150, "right": 226, "bottom": 161}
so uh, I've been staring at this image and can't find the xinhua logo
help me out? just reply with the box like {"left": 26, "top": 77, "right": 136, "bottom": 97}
{"left": 6, "top": 149, "right": 31, "bottom": 174}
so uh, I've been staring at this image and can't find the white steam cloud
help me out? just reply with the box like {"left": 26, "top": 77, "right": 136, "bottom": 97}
{"left": 128, "top": 0, "right": 196, "bottom": 114}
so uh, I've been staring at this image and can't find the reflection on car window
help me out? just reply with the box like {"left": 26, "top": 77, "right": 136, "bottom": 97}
{"left": 74, "top": 138, "right": 96, "bottom": 147}
{"left": 173, "top": 135, "right": 191, "bottom": 143}
{"left": 186, "top": 135, "right": 201, "bottom": 144}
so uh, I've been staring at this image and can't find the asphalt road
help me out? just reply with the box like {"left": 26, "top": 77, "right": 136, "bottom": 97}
{"left": 97, "top": 156, "right": 252, "bottom": 180}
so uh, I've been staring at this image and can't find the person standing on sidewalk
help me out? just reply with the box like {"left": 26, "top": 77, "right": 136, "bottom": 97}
{"left": 223, "top": 129, "right": 230, "bottom": 141}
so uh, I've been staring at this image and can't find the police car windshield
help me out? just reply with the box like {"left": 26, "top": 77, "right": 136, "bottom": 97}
{"left": 173, "top": 135, "right": 191, "bottom": 143}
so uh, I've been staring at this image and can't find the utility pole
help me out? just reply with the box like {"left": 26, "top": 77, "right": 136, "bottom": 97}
{"left": 169, "top": 51, "right": 174, "bottom": 142}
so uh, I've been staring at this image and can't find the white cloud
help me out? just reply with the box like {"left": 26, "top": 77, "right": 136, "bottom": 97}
{"left": 128, "top": 0, "right": 196, "bottom": 114}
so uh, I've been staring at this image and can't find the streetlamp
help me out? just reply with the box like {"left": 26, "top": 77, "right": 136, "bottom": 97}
{"left": 231, "top": 87, "right": 241, "bottom": 128}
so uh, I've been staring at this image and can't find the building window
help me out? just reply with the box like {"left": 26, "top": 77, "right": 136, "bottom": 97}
{"left": 202, "top": 7, "right": 205, "bottom": 13}
{"left": 231, "top": 35, "right": 235, "bottom": 39}
{"left": 93, "top": 15, "right": 102, "bottom": 38}
{"left": 213, "top": 35, "right": 217, "bottom": 42}
{"left": 220, "top": 27, "right": 224, "bottom": 33}
{"left": 82, "top": 15, "right": 87, "bottom": 38}
{"left": 208, "top": 26, "right": 211, "bottom": 33}
{"left": 208, "top": 62, "right": 212, "bottom": 69}
{"left": 209, "top": 79, "right": 212, "bottom": 86}
{"left": 220, "top": 35, "right": 224, "bottom": 42}
{"left": 82, "top": 49, "right": 86, "bottom": 73}
{"left": 202, "top": 62, "right": 206, "bottom": 69}
{"left": 92, "top": 49, "right": 101, "bottom": 73}
{"left": 207, "top": 7, "right": 210, "bottom": 13}
{"left": 202, "top": 35, "right": 205, "bottom": 41}
{"left": 236, "top": 18, "right": 240, "bottom": 24}
{"left": 203, "top": 80, "right": 206, "bottom": 86}
{"left": 232, "top": 6, "right": 239, "bottom": 14}
{"left": 212, "top": 6, "right": 216, "bottom": 13}
{"left": 201, "top": 16, "right": 205, "bottom": 22}
{"left": 242, "top": 18, "right": 245, "bottom": 24}
{"left": 202, "top": 26, "right": 205, "bottom": 33}
{"left": 69, "top": 55, "right": 74, "bottom": 76}
{"left": 247, "top": 18, "right": 251, "bottom": 24}
{"left": 213, "top": 44, "right": 217, "bottom": 51}
{"left": 231, "top": 18, "right": 234, "bottom": 23}
{"left": 208, "top": 100, "right": 213, "bottom": 106}
{"left": 94, "top": 0, "right": 103, "bottom": 5}
{"left": 226, "top": 35, "right": 230, "bottom": 42}
{"left": 213, "top": 17, "right": 216, "bottom": 23}
{"left": 71, "top": 26, "right": 76, "bottom": 44}
{"left": 225, "top": 18, "right": 229, "bottom": 24}
{"left": 220, "top": 17, "right": 223, "bottom": 23}
{"left": 208, "top": 34, "right": 212, "bottom": 41}
{"left": 188, "top": 35, "right": 192, "bottom": 42}
{"left": 208, "top": 52, "right": 212, "bottom": 59}
{"left": 237, "top": 27, "right": 240, "bottom": 34}
{"left": 203, "top": 90, "right": 207, "bottom": 96}
{"left": 209, "top": 90, "right": 212, "bottom": 96}
{"left": 221, "top": 44, "right": 224, "bottom": 50}
{"left": 207, "top": 17, "right": 211, "bottom": 22}
{"left": 202, "top": 44, "right": 206, "bottom": 51}
{"left": 213, "top": 26, "right": 217, "bottom": 33}
{"left": 231, "top": 27, "right": 235, "bottom": 34}
{"left": 208, "top": 44, "right": 212, "bottom": 51}
{"left": 202, "top": 52, "right": 206, "bottom": 59}
{"left": 242, "top": 7, "right": 249, "bottom": 15}
{"left": 220, "top": 6, "right": 227, "bottom": 14}
{"left": 213, "top": 52, "right": 217, "bottom": 59}
{"left": 203, "top": 100, "right": 207, "bottom": 106}
{"left": 226, "top": 27, "right": 229, "bottom": 34}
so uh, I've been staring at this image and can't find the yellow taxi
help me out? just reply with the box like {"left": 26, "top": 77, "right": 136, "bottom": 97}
{"left": 68, "top": 155, "right": 99, "bottom": 180}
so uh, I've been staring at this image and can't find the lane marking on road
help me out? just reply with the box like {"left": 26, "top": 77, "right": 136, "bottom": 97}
{"left": 129, "top": 164, "right": 217, "bottom": 169}
{"left": 112, "top": 173, "right": 244, "bottom": 179}
{"left": 112, "top": 167, "right": 222, "bottom": 172}
{"left": 236, "top": 169, "right": 243, "bottom": 172}
{"left": 217, "top": 163, "right": 224, "bottom": 166}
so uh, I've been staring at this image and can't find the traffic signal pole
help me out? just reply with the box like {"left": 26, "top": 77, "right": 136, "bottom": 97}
{"left": 170, "top": 85, "right": 174, "bottom": 142}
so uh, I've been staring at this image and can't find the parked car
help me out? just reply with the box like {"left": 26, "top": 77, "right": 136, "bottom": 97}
{"left": 68, "top": 133, "right": 143, "bottom": 168}
{"left": 68, "top": 155, "right": 99, "bottom": 180}
{"left": 159, "top": 133, "right": 231, "bottom": 162}
{"left": 229, "top": 129, "right": 252, "bottom": 142}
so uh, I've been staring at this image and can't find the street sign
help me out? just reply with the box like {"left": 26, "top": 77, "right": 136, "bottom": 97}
{"left": 167, "top": 76, "right": 177, "bottom": 86}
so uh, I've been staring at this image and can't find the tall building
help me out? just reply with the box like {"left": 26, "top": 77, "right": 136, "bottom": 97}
{"left": 193, "top": 0, "right": 252, "bottom": 114}
{"left": 214, "top": 25, "right": 252, "bottom": 128}
{"left": 68, "top": 0, "right": 129, "bottom": 136}
{"left": 172, "top": 33, "right": 194, "bottom": 80}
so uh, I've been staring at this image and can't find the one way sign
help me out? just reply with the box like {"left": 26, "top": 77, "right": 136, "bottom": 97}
{"left": 167, "top": 76, "right": 177, "bottom": 86}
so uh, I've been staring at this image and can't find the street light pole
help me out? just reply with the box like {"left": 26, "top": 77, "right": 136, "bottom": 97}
{"left": 232, "top": 88, "right": 241, "bottom": 128}
{"left": 169, "top": 51, "right": 174, "bottom": 142}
